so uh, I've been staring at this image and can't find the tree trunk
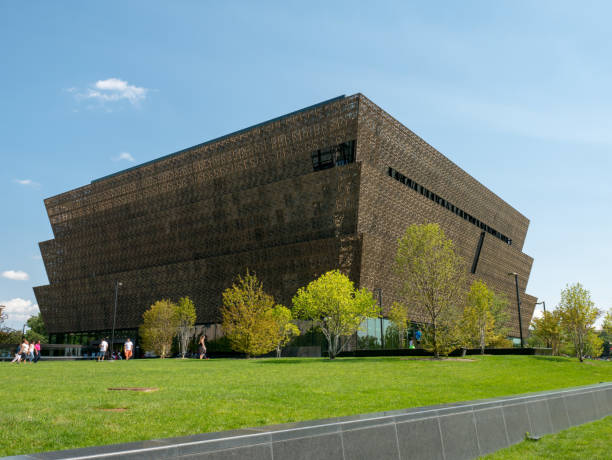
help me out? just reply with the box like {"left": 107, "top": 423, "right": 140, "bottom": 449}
{"left": 432, "top": 321, "right": 439, "bottom": 359}
{"left": 480, "top": 322, "right": 485, "bottom": 355}
{"left": 328, "top": 335, "right": 336, "bottom": 360}
{"left": 276, "top": 346, "right": 281, "bottom": 358}
{"left": 461, "top": 347, "right": 467, "bottom": 357}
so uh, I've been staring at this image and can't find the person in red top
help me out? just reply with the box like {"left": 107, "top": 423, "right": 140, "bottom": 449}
{"left": 34, "top": 340, "right": 41, "bottom": 363}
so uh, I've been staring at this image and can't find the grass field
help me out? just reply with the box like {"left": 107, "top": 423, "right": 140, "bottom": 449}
{"left": 1, "top": 355, "right": 612, "bottom": 457}
{"left": 482, "top": 414, "right": 612, "bottom": 459}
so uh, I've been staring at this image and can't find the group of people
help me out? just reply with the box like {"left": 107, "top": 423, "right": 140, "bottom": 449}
{"left": 10, "top": 339, "right": 41, "bottom": 363}
{"left": 10, "top": 334, "right": 209, "bottom": 362}
{"left": 408, "top": 330, "right": 422, "bottom": 349}
{"left": 97, "top": 337, "right": 134, "bottom": 361}
{"left": 96, "top": 335, "right": 209, "bottom": 360}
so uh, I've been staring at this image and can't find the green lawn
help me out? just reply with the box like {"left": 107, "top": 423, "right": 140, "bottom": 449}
{"left": 1, "top": 355, "right": 612, "bottom": 457}
{"left": 482, "top": 415, "right": 612, "bottom": 459}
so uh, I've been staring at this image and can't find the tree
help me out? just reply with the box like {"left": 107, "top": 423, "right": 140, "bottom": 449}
{"left": 461, "top": 281, "right": 495, "bottom": 355}
{"left": 221, "top": 271, "right": 279, "bottom": 357}
{"left": 601, "top": 309, "right": 612, "bottom": 356}
{"left": 176, "top": 296, "right": 197, "bottom": 358}
{"left": 488, "top": 294, "right": 511, "bottom": 348}
{"left": 530, "top": 310, "right": 562, "bottom": 355}
{"left": 584, "top": 331, "right": 604, "bottom": 358}
{"left": 270, "top": 305, "right": 300, "bottom": 358}
{"left": 0, "top": 306, "right": 20, "bottom": 344}
{"left": 139, "top": 299, "right": 179, "bottom": 358}
{"left": 558, "top": 283, "right": 601, "bottom": 362}
{"left": 292, "top": 270, "right": 378, "bottom": 359}
{"left": 388, "top": 302, "right": 410, "bottom": 348}
{"left": 395, "top": 223, "right": 466, "bottom": 358}
{"left": 602, "top": 310, "right": 612, "bottom": 338}
{"left": 25, "top": 313, "right": 48, "bottom": 344}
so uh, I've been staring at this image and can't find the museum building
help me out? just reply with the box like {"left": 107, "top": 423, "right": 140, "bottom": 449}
{"left": 34, "top": 94, "right": 536, "bottom": 347}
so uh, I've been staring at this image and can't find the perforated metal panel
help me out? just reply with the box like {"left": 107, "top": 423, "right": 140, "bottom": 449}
{"left": 34, "top": 94, "right": 535, "bottom": 338}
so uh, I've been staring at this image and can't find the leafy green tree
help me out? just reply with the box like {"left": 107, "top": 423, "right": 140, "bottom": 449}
{"left": 176, "top": 297, "right": 197, "bottom": 358}
{"left": 0, "top": 306, "right": 21, "bottom": 344}
{"left": 488, "top": 294, "right": 511, "bottom": 347}
{"left": 394, "top": 223, "right": 466, "bottom": 358}
{"left": 25, "top": 313, "right": 48, "bottom": 344}
{"left": 292, "top": 270, "right": 378, "bottom": 359}
{"left": 558, "top": 283, "right": 601, "bottom": 362}
{"left": 388, "top": 302, "right": 410, "bottom": 348}
{"left": 530, "top": 310, "right": 563, "bottom": 355}
{"left": 602, "top": 310, "right": 612, "bottom": 338}
{"left": 0, "top": 306, "right": 20, "bottom": 344}
{"left": 421, "top": 318, "right": 460, "bottom": 357}
{"left": 0, "top": 329, "right": 21, "bottom": 344}
{"left": 270, "top": 305, "right": 300, "bottom": 358}
{"left": 139, "top": 299, "right": 179, "bottom": 358}
{"left": 601, "top": 309, "right": 612, "bottom": 356}
{"left": 585, "top": 331, "right": 604, "bottom": 358}
{"left": 463, "top": 281, "right": 495, "bottom": 354}
{"left": 221, "top": 271, "right": 278, "bottom": 357}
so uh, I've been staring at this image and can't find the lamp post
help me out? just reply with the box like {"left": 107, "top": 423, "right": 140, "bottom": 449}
{"left": 374, "top": 288, "right": 384, "bottom": 349}
{"left": 535, "top": 301, "right": 548, "bottom": 347}
{"left": 507, "top": 272, "right": 523, "bottom": 347}
{"left": 111, "top": 281, "right": 122, "bottom": 358}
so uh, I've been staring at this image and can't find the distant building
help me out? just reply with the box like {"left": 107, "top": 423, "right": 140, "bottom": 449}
{"left": 34, "top": 94, "right": 536, "bottom": 346}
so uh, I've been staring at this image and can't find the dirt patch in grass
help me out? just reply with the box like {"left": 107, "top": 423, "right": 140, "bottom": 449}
{"left": 107, "top": 387, "right": 158, "bottom": 392}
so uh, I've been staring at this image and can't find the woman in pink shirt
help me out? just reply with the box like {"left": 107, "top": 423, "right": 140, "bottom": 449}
{"left": 34, "top": 341, "right": 41, "bottom": 363}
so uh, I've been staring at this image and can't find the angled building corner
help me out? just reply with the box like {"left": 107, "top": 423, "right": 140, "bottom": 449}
{"left": 33, "top": 93, "right": 535, "bottom": 343}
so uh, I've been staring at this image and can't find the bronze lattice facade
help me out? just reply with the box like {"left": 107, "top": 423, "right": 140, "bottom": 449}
{"left": 34, "top": 94, "right": 536, "bottom": 339}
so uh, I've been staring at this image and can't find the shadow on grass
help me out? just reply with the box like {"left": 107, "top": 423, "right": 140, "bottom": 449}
{"left": 253, "top": 357, "right": 400, "bottom": 365}
{"left": 529, "top": 355, "right": 572, "bottom": 363}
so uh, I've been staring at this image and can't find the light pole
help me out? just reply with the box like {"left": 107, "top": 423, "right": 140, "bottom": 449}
{"left": 111, "top": 281, "right": 122, "bottom": 358}
{"left": 507, "top": 272, "right": 523, "bottom": 347}
{"left": 535, "top": 301, "right": 548, "bottom": 347}
{"left": 374, "top": 288, "right": 384, "bottom": 349}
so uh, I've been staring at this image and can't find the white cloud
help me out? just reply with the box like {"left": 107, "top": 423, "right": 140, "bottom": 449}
{"left": 14, "top": 179, "right": 41, "bottom": 188}
{"left": 0, "top": 298, "right": 39, "bottom": 329}
{"left": 1, "top": 270, "right": 30, "bottom": 281}
{"left": 112, "top": 152, "right": 136, "bottom": 162}
{"left": 77, "top": 78, "right": 148, "bottom": 106}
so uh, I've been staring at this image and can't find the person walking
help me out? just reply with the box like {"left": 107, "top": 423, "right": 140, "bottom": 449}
{"left": 19, "top": 339, "right": 29, "bottom": 364}
{"left": 34, "top": 340, "right": 41, "bottom": 363}
{"left": 27, "top": 341, "right": 35, "bottom": 363}
{"left": 198, "top": 335, "right": 208, "bottom": 360}
{"left": 98, "top": 338, "right": 108, "bottom": 361}
{"left": 11, "top": 344, "right": 21, "bottom": 363}
{"left": 124, "top": 338, "right": 133, "bottom": 360}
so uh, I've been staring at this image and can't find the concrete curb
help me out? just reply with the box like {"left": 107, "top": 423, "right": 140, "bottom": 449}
{"left": 6, "top": 382, "right": 612, "bottom": 460}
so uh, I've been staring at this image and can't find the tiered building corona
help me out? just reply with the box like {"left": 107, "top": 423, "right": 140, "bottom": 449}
{"left": 34, "top": 94, "right": 536, "bottom": 344}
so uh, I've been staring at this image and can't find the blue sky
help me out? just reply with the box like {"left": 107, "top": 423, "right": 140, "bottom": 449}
{"left": 1, "top": 1, "right": 611, "bottom": 329}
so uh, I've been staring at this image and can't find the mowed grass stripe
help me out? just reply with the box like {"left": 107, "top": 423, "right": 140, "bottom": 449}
{"left": 1, "top": 355, "right": 611, "bottom": 456}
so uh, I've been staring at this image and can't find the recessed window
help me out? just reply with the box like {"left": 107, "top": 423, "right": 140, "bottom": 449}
{"left": 387, "top": 166, "right": 512, "bottom": 246}
{"left": 311, "top": 140, "right": 356, "bottom": 171}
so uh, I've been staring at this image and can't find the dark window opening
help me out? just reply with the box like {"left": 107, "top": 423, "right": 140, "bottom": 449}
{"left": 311, "top": 140, "right": 356, "bottom": 171}
{"left": 387, "top": 166, "right": 512, "bottom": 246}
